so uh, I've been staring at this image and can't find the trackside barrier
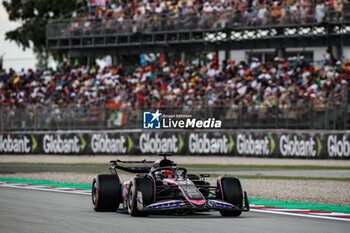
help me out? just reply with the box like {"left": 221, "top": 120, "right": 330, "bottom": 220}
{"left": 0, "top": 130, "right": 349, "bottom": 159}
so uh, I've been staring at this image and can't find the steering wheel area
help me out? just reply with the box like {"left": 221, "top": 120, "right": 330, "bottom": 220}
{"left": 151, "top": 167, "right": 187, "bottom": 180}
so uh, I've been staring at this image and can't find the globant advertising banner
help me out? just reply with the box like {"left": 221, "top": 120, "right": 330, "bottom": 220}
{"left": 0, "top": 131, "right": 349, "bottom": 159}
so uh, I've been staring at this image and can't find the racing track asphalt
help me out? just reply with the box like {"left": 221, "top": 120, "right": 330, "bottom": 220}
{"left": 0, "top": 187, "right": 348, "bottom": 233}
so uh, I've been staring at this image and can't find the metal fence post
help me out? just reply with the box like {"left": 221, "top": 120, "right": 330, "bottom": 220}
{"left": 205, "top": 90, "right": 209, "bottom": 119}
{"left": 333, "top": 106, "right": 336, "bottom": 130}
{"left": 346, "top": 89, "right": 349, "bottom": 129}
{"left": 102, "top": 106, "right": 105, "bottom": 130}
{"left": 310, "top": 103, "right": 314, "bottom": 129}
{"left": 240, "top": 104, "right": 243, "bottom": 128}
{"left": 0, "top": 105, "right": 3, "bottom": 131}
{"left": 34, "top": 107, "right": 37, "bottom": 131}
{"left": 137, "top": 105, "right": 141, "bottom": 129}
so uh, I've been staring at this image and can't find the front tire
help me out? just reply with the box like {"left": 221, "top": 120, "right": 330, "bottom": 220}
{"left": 127, "top": 177, "right": 153, "bottom": 217}
{"left": 217, "top": 177, "right": 243, "bottom": 217}
{"left": 92, "top": 174, "right": 121, "bottom": 212}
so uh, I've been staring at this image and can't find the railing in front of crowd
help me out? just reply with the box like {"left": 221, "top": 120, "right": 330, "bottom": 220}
{"left": 1, "top": 103, "right": 348, "bottom": 131}
{"left": 46, "top": 2, "right": 350, "bottom": 39}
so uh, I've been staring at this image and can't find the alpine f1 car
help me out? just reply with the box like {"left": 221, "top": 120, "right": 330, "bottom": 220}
{"left": 92, "top": 154, "right": 249, "bottom": 216}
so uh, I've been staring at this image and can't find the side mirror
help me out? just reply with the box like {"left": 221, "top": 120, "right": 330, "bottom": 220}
{"left": 110, "top": 160, "right": 116, "bottom": 166}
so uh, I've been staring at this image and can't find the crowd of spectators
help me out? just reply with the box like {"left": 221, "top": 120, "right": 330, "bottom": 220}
{"left": 1, "top": 52, "right": 349, "bottom": 115}
{"left": 1, "top": 49, "right": 349, "bottom": 129}
{"left": 64, "top": 0, "right": 350, "bottom": 36}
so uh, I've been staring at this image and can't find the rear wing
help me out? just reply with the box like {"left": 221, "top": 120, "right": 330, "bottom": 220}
{"left": 109, "top": 159, "right": 154, "bottom": 174}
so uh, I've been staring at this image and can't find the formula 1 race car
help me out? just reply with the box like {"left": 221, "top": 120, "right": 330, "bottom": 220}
{"left": 92, "top": 154, "right": 249, "bottom": 217}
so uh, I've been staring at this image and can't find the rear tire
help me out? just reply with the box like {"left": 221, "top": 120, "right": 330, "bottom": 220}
{"left": 217, "top": 177, "right": 243, "bottom": 217}
{"left": 92, "top": 174, "right": 121, "bottom": 212}
{"left": 127, "top": 177, "right": 153, "bottom": 217}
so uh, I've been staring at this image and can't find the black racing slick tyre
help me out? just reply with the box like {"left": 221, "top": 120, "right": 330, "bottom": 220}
{"left": 127, "top": 177, "right": 153, "bottom": 217}
{"left": 92, "top": 174, "right": 121, "bottom": 212}
{"left": 217, "top": 177, "right": 243, "bottom": 217}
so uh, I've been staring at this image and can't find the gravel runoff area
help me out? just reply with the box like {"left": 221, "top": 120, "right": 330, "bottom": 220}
{"left": 1, "top": 155, "right": 350, "bottom": 166}
{"left": 1, "top": 155, "right": 350, "bottom": 206}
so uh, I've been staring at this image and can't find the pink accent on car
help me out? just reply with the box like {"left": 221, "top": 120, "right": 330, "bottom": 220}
{"left": 122, "top": 184, "right": 128, "bottom": 200}
{"left": 189, "top": 199, "right": 206, "bottom": 205}
{"left": 218, "top": 175, "right": 224, "bottom": 199}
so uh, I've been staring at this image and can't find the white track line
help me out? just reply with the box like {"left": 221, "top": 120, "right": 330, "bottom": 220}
{"left": 250, "top": 209, "right": 350, "bottom": 222}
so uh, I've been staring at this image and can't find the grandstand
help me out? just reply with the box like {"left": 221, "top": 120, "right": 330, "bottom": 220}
{"left": 1, "top": 0, "right": 349, "bottom": 131}
{"left": 46, "top": 0, "right": 350, "bottom": 61}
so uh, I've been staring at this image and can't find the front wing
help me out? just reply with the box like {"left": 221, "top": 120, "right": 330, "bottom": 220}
{"left": 142, "top": 199, "right": 244, "bottom": 212}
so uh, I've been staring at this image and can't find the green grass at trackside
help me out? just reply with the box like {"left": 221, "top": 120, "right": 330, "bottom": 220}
{"left": 0, "top": 177, "right": 91, "bottom": 190}
{"left": 1, "top": 176, "right": 349, "bottom": 214}
{"left": 1, "top": 162, "right": 350, "bottom": 170}
{"left": 249, "top": 198, "right": 350, "bottom": 214}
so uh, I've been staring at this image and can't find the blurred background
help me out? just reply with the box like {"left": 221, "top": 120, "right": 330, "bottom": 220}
{"left": 0, "top": 0, "right": 349, "bottom": 131}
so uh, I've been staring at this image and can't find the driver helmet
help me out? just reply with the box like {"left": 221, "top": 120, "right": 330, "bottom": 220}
{"left": 161, "top": 169, "right": 175, "bottom": 179}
